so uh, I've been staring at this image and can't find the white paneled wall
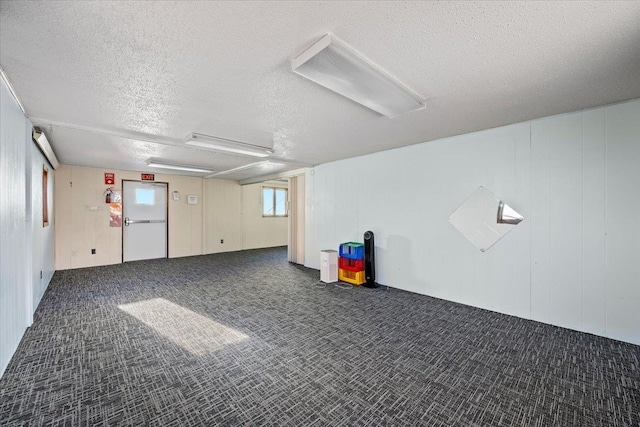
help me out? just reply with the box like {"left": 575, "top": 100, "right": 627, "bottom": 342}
{"left": 30, "top": 143, "right": 56, "bottom": 314}
{"left": 605, "top": 102, "right": 640, "bottom": 343}
{"left": 1, "top": 78, "right": 57, "bottom": 376}
{"left": 0, "top": 78, "right": 28, "bottom": 376}
{"left": 530, "top": 113, "right": 584, "bottom": 331}
{"left": 582, "top": 109, "right": 607, "bottom": 336}
{"left": 307, "top": 99, "right": 640, "bottom": 345}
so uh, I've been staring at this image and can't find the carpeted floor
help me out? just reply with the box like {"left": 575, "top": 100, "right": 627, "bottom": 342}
{"left": 0, "top": 247, "right": 638, "bottom": 426}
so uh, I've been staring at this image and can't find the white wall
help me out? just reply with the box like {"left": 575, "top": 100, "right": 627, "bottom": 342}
{"left": 55, "top": 166, "right": 204, "bottom": 269}
{"left": 205, "top": 179, "right": 288, "bottom": 252}
{"left": 307, "top": 98, "right": 640, "bottom": 346}
{"left": 1, "top": 78, "right": 55, "bottom": 376}
{"left": 602, "top": 102, "right": 640, "bottom": 344}
{"left": 56, "top": 167, "right": 289, "bottom": 269}
{"left": 30, "top": 142, "right": 55, "bottom": 314}
{"left": 0, "top": 77, "right": 28, "bottom": 376}
{"left": 204, "top": 179, "right": 243, "bottom": 253}
{"left": 242, "top": 181, "right": 288, "bottom": 250}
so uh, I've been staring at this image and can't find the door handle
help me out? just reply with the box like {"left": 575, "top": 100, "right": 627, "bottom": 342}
{"left": 124, "top": 218, "right": 165, "bottom": 226}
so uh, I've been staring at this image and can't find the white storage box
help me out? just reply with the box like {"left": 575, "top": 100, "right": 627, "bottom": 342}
{"left": 320, "top": 250, "right": 338, "bottom": 283}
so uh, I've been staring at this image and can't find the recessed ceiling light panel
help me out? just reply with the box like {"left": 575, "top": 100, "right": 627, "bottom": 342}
{"left": 292, "top": 34, "right": 425, "bottom": 118}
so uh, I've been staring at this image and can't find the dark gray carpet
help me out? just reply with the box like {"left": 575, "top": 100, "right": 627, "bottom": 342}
{"left": 1, "top": 247, "right": 638, "bottom": 426}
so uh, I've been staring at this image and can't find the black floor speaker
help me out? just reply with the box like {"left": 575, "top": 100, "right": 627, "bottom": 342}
{"left": 363, "top": 230, "right": 378, "bottom": 288}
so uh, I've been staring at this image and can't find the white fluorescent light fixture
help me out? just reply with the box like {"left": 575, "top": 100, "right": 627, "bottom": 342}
{"left": 205, "top": 160, "right": 270, "bottom": 178}
{"left": 292, "top": 34, "right": 425, "bottom": 117}
{"left": 147, "top": 160, "right": 214, "bottom": 174}
{"left": 185, "top": 133, "right": 273, "bottom": 158}
{"left": 32, "top": 128, "right": 60, "bottom": 169}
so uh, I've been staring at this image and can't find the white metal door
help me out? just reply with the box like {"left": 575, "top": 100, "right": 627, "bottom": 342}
{"left": 123, "top": 181, "right": 167, "bottom": 262}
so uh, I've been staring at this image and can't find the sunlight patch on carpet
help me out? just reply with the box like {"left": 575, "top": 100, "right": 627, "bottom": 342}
{"left": 118, "top": 298, "right": 248, "bottom": 356}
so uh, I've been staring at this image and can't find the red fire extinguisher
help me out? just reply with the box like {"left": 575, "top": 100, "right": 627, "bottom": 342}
{"left": 104, "top": 187, "right": 113, "bottom": 203}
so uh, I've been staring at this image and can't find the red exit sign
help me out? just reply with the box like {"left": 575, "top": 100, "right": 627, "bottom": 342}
{"left": 141, "top": 173, "right": 155, "bottom": 181}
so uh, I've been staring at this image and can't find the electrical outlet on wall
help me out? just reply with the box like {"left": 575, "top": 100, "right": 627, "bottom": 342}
{"left": 91, "top": 249, "right": 96, "bottom": 254}
{"left": 220, "top": 239, "right": 224, "bottom": 244}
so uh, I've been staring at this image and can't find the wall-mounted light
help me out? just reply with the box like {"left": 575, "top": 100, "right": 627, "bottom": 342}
{"left": 292, "top": 34, "right": 425, "bottom": 118}
{"left": 32, "top": 127, "right": 60, "bottom": 169}
{"left": 147, "top": 160, "right": 214, "bottom": 174}
{"left": 185, "top": 133, "right": 273, "bottom": 158}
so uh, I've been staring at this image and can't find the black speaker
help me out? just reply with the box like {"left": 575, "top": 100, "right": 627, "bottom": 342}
{"left": 363, "top": 230, "right": 378, "bottom": 288}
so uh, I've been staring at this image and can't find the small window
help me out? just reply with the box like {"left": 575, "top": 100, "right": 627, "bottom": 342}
{"left": 135, "top": 188, "right": 155, "bottom": 205}
{"left": 262, "top": 187, "right": 287, "bottom": 217}
{"left": 42, "top": 165, "right": 49, "bottom": 227}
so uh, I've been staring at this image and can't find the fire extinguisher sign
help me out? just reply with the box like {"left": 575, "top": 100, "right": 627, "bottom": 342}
{"left": 104, "top": 172, "right": 115, "bottom": 185}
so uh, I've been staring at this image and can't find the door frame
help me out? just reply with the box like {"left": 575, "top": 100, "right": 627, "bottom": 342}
{"left": 287, "top": 174, "right": 305, "bottom": 265}
{"left": 121, "top": 179, "right": 169, "bottom": 263}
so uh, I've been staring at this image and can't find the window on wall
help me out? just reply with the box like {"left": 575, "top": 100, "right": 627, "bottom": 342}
{"left": 42, "top": 165, "right": 49, "bottom": 227}
{"left": 262, "top": 187, "right": 287, "bottom": 217}
{"left": 135, "top": 188, "right": 155, "bottom": 205}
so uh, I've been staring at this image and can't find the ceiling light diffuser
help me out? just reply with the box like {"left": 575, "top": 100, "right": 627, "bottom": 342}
{"left": 205, "top": 161, "right": 270, "bottom": 178}
{"left": 185, "top": 133, "right": 273, "bottom": 158}
{"left": 147, "top": 160, "right": 214, "bottom": 174}
{"left": 292, "top": 34, "right": 425, "bottom": 117}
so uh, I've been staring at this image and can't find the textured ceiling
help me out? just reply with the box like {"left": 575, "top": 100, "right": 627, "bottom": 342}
{"left": 1, "top": 1, "right": 639, "bottom": 180}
